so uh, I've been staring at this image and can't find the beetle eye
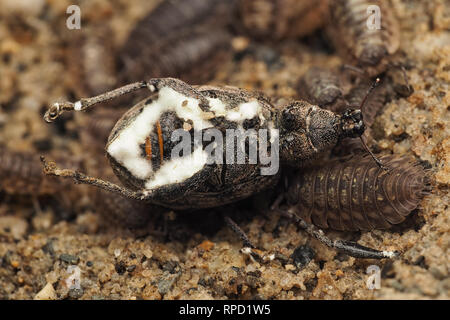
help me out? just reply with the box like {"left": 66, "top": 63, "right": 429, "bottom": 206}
{"left": 282, "top": 109, "right": 299, "bottom": 131}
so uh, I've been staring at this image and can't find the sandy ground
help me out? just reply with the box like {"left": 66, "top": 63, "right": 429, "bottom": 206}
{"left": 0, "top": 0, "right": 449, "bottom": 300}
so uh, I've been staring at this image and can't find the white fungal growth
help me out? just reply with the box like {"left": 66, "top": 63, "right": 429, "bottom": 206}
{"left": 107, "top": 86, "right": 213, "bottom": 181}
{"left": 226, "top": 100, "right": 261, "bottom": 123}
{"left": 207, "top": 97, "right": 227, "bottom": 117}
{"left": 382, "top": 251, "right": 397, "bottom": 259}
{"left": 145, "top": 147, "right": 208, "bottom": 189}
{"left": 74, "top": 101, "right": 82, "bottom": 111}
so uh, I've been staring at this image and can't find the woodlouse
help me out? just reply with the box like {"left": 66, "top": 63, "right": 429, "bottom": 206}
{"left": 237, "top": 0, "right": 329, "bottom": 40}
{"left": 0, "top": 147, "right": 80, "bottom": 195}
{"left": 297, "top": 67, "right": 347, "bottom": 112}
{"left": 285, "top": 155, "right": 430, "bottom": 231}
{"left": 326, "top": 0, "right": 400, "bottom": 76}
{"left": 66, "top": 25, "right": 117, "bottom": 97}
{"left": 118, "top": 0, "right": 235, "bottom": 84}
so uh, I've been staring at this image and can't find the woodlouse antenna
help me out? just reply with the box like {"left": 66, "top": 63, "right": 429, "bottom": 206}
{"left": 387, "top": 63, "right": 414, "bottom": 97}
{"left": 342, "top": 64, "right": 365, "bottom": 74}
{"left": 356, "top": 78, "right": 387, "bottom": 170}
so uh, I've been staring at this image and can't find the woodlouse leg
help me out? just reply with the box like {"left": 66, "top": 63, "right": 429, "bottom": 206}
{"left": 41, "top": 156, "right": 147, "bottom": 201}
{"left": 281, "top": 209, "right": 399, "bottom": 260}
{"left": 389, "top": 64, "right": 414, "bottom": 97}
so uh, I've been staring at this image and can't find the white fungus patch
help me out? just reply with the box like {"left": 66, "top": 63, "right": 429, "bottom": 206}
{"left": 145, "top": 147, "right": 208, "bottom": 188}
{"left": 107, "top": 86, "right": 213, "bottom": 181}
{"left": 382, "top": 251, "right": 397, "bottom": 259}
{"left": 208, "top": 98, "right": 266, "bottom": 126}
{"left": 207, "top": 97, "right": 227, "bottom": 117}
{"left": 226, "top": 100, "right": 261, "bottom": 124}
{"left": 74, "top": 101, "right": 82, "bottom": 111}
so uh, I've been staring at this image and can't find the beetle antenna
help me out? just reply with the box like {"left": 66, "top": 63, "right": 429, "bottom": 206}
{"left": 359, "top": 135, "right": 389, "bottom": 171}
{"left": 359, "top": 77, "right": 380, "bottom": 113}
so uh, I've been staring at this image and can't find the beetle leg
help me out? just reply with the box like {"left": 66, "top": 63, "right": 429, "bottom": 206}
{"left": 44, "top": 80, "right": 152, "bottom": 122}
{"left": 41, "top": 156, "right": 147, "bottom": 201}
{"left": 224, "top": 216, "right": 256, "bottom": 249}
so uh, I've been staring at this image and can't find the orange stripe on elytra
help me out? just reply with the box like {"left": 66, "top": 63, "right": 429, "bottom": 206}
{"left": 156, "top": 120, "right": 164, "bottom": 163}
{"left": 145, "top": 136, "right": 152, "bottom": 160}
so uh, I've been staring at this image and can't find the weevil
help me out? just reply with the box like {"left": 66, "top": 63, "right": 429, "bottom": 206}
{"left": 31, "top": 0, "right": 423, "bottom": 261}
{"left": 40, "top": 76, "right": 419, "bottom": 260}
{"left": 42, "top": 77, "right": 365, "bottom": 210}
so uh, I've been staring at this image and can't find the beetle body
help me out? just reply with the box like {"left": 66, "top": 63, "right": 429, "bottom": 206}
{"left": 43, "top": 77, "right": 365, "bottom": 210}
{"left": 105, "top": 78, "right": 279, "bottom": 209}
{"left": 103, "top": 78, "right": 364, "bottom": 209}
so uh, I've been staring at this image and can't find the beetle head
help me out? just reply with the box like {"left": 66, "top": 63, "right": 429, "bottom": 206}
{"left": 340, "top": 109, "right": 365, "bottom": 138}
{"left": 279, "top": 101, "right": 352, "bottom": 166}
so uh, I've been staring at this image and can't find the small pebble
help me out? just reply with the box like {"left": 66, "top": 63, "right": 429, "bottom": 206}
{"left": 59, "top": 254, "right": 80, "bottom": 265}
{"left": 34, "top": 283, "right": 56, "bottom": 300}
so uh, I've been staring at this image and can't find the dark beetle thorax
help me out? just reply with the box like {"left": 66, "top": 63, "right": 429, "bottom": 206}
{"left": 278, "top": 101, "right": 343, "bottom": 167}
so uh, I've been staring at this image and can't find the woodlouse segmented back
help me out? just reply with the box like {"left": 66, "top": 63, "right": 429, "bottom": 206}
{"left": 118, "top": 0, "right": 235, "bottom": 84}
{"left": 286, "top": 155, "right": 430, "bottom": 231}
{"left": 0, "top": 148, "right": 80, "bottom": 195}
{"left": 297, "top": 67, "right": 346, "bottom": 112}
{"left": 326, "top": 0, "right": 400, "bottom": 76}
{"left": 67, "top": 25, "right": 117, "bottom": 96}
{"left": 238, "top": 0, "right": 329, "bottom": 39}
